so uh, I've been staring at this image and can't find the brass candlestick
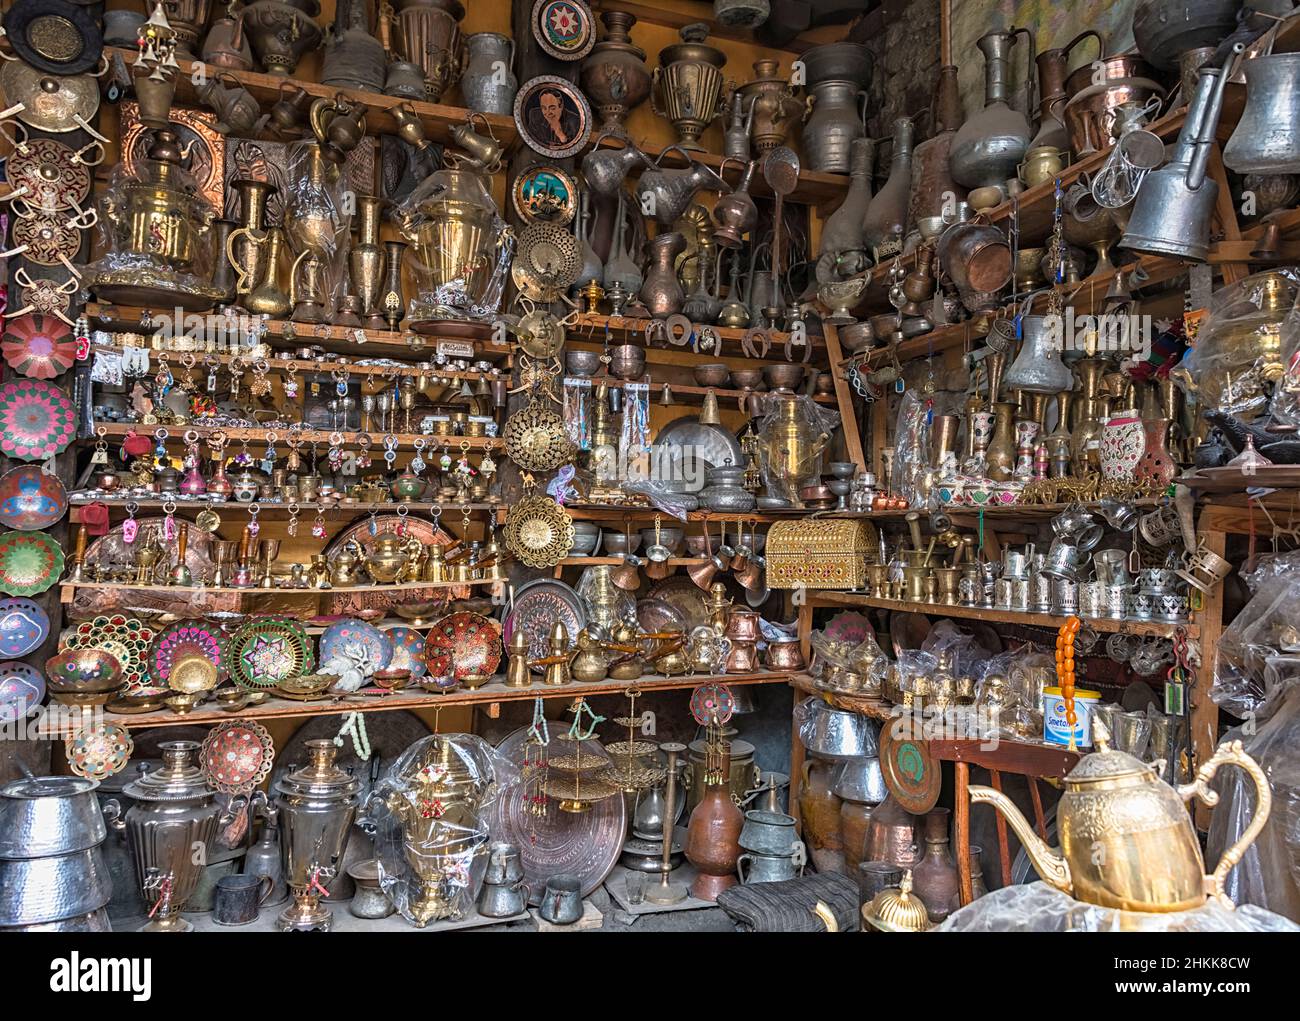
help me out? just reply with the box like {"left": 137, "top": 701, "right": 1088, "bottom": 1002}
{"left": 645, "top": 741, "right": 688, "bottom": 904}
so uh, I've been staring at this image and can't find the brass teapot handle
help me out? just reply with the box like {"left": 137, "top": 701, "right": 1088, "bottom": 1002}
{"left": 1176, "top": 738, "right": 1272, "bottom": 908}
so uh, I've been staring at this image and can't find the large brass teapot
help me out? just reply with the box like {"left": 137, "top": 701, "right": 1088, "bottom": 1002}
{"left": 970, "top": 722, "right": 1271, "bottom": 913}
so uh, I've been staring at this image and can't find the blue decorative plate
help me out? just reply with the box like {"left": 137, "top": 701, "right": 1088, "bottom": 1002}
{"left": 0, "top": 597, "right": 48, "bottom": 657}
{"left": 384, "top": 626, "right": 427, "bottom": 679}
{"left": 320, "top": 619, "right": 393, "bottom": 672}
{"left": 0, "top": 660, "right": 44, "bottom": 722}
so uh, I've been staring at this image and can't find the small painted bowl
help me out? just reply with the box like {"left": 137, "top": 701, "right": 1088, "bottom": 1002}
{"left": 44, "top": 649, "right": 124, "bottom": 692}
{"left": 373, "top": 668, "right": 412, "bottom": 691}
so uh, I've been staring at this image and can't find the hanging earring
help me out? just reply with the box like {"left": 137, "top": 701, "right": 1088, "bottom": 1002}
{"left": 246, "top": 502, "right": 261, "bottom": 537}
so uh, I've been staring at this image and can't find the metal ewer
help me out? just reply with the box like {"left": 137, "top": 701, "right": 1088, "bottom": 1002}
{"left": 273, "top": 739, "right": 361, "bottom": 932}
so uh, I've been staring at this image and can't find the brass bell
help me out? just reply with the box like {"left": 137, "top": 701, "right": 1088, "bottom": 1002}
{"left": 700, "top": 388, "right": 722, "bottom": 426}
{"left": 660, "top": 383, "right": 674, "bottom": 406}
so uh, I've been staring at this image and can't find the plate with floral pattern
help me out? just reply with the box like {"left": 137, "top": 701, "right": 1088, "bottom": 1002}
{"left": 0, "top": 530, "right": 65, "bottom": 596}
{"left": 0, "top": 597, "right": 49, "bottom": 657}
{"left": 148, "top": 619, "right": 229, "bottom": 686}
{"left": 423, "top": 611, "right": 502, "bottom": 680}
{"left": 230, "top": 616, "right": 314, "bottom": 689}
{"left": 201, "top": 719, "right": 274, "bottom": 794}
{"left": 67, "top": 723, "right": 134, "bottom": 781}
{"left": 320, "top": 618, "right": 393, "bottom": 672}
{"left": 384, "top": 626, "right": 428, "bottom": 679}
{"left": 0, "top": 379, "right": 77, "bottom": 461}
{"left": 0, "top": 465, "right": 68, "bottom": 530}
{"left": 60, "top": 614, "right": 155, "bottom": 694}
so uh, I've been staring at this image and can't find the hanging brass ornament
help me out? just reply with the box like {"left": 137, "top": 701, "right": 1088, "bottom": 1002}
{"left": 503, "top": 477, "right": 576, "bottom": 568}
{"left": 504, "top": 391, "right": 575, "bottom": 471}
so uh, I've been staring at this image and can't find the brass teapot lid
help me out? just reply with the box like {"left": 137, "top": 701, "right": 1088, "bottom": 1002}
{"left": 1063, "top": 718, "right": 1155, "bottom": 787}
{"left": 862, "top": 871, "right": 932, "bottom": 932}
{"left": 122, "top": 740, "right": 212, "bottom": 801}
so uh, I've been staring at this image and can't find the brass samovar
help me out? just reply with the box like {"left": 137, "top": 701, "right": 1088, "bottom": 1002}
{"left": 89, "top": 131, "right": 224, "bottom": 311}
{"left": 758, "top": 393, "right": 832, "bottom": 505}
{"left": 397, "top": 163, "right": 510, "bottom": 324}
{"left": 653, "top": 23, "right": 728, "bottom": 152}
{"left": 284, "top": 141, "right": 349, "bottom": 323}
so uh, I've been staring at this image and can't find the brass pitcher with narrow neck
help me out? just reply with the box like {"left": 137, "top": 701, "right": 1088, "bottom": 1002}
{"left": 350, "top": 195, "right": 387, "bottom": 327}
{"left": 245, "top": 227, "right": 291, "bottom": 318}
{"left": 970, "top": 722, "right": 1271, "bottom": 913}
{"left": 949, "top": 28, "right": 1034, "bottom": 190}
{"left": 226, "top": 178, "right": 276, "bottom": 300}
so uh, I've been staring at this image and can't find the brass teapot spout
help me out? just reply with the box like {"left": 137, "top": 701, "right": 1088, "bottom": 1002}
{"left": 967, "top": 783, "right": 1072, "bottom": 895}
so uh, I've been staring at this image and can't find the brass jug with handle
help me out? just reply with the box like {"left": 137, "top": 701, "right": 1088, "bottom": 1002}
{"left": 968, "top": 720, "right": 1271, "bottom": 913}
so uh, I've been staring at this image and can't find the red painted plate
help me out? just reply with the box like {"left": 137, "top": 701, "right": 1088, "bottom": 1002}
{"left": 1, "top": 314, "right": 76, "bottom": 379}
{"left": 423, "top": 611, "right": 502, "bottom": 680}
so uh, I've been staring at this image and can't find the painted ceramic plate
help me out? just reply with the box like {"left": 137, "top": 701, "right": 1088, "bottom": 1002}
{"left": 0, "top": 465, "right": 69, "bottom": 530}
{"left": 1, "top": 314, "right": 77, "bottom": 379}
{"left": 690, "top": 682, "right": 735, "bottom": 726}
{"left": 514, "top": 74, "right": 592, "bottom": 159}
{"left": 0, "top": 530, "right": 64, "bottom": 596}
{"left": 230, "top": 616, "right": 314, "bottom": 689}
{"left": 0, "top": 660, "right": 45, "bottom": 722}
{"left": 422, "top": 611, "right": 502, "bottom": 680}
{"left": 384, "top": 626, "right": 428, "bottom": 679}
{"left": 67, "top": 724, "right": 134, "bottom": 781}
{"left": 531, "top": 0, "right": 595, "bottom": 60}
{"left": 320, "top": 618, "right": 393, "bottom": 672}
{"left": 201, "top": 719, "right": 274, "bottom": 793}
{"left": 512, "top": 164, "right": 578, "bottom": 226}
{"left": 148, "top": 620, "right": 228, "bottom": 687}
{"left": 60, "top": 615, "right": 155, "bottom": 695}
{"left": 0, "top": 380, "right": 77, "bottom": 461}
{"left": 0, "top": 597, "right": 50, "bottom": 657}
{"left": 503, "top": 579, "right": 585, "bottom": 674}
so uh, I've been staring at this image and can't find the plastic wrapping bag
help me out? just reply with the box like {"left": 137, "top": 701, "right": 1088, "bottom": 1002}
{"left": 795, "top": 696, "right": 879, "bottom": 757}
{"left": 1173, "top": 268, "right": 1300, "bottom": 420}
{"left": 756, "top": 393, "right": 840, "bottom": 505}
{"left": 575, "top": 565, "right": 636, "bottom": 633}
{"left": 359, "top": 733, "right": 516, "bottom": 927}
{"left": 891, "top": 389, "right": 931, "bottom": 508}
{"left": 395, "top": 165, "right": 512, "bottom": 322}
{"left": 1206, "top": 686, "right": 1300, "bottom": 922}
{"left": 973, "top": 644, "right": 1050, "bottom": 740}
{"left": 278, "top": 141, "right": 351, "bottom": 321}
{"left": 921, "top": 619, "right": 992, "bottom": 679}
{"left": 938, "top": 881, "right": 1298, "bottom": 931}
{"left": 1211, "top": 567, "right": 1300, "bottom": 720}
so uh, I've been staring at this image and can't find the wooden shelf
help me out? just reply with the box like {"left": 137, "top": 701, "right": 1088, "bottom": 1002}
{"left": 85, "top": 305, "right": 513, "bottom": 363}
{"left": 592, "top": 1, "right": 823, "bottom": 55}
{"left": 106, "top": 47, "right": 516, "bottom": 149}
{"left": 88, "top": 422, "right": 499, "bottom": 450}
{"left": 69, "top": 498, "right": 500, "bottom": 516}
{"left": 563, "top": 504, "right": 801, "bottom": 523}
{"left": 806, "top": 589, "right": 1198, "bottom": 639}
{"left": 820, "top": 499, "right": 1160, "bottom": 524}
{"left": 67, "top": 669, "right": 795, "bottom": 733}
{"left": 789, "top": 671, "right": 895, "bottom": 721}
{"left": 569, "top": 313, "right": 827, "bottom": 355}
{"left": 59, "top": 579, "right": 497, "bottom": 595}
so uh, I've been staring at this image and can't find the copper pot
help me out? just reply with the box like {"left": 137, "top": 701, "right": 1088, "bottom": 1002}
{"left": 798, "top": 759, "right": 844, "bottom": 873}
{"left": 686, "top": 774, "right": 744, "bottom": 901}
{"left": 724, "top": 608, "right": 761, "bottom": 643}
{"left": 765, "top": 639, "right": 804, "bottom": 670}
{"left": 862, "top": 794, "right": 922, "bottom": 869}
{"left": 1063, "top": 55, "right": 1165, "bottom": 155}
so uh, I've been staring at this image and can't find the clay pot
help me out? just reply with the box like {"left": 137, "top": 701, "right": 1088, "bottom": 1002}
{"left": 798, "top": 758, "right": 844, "bottom": 873}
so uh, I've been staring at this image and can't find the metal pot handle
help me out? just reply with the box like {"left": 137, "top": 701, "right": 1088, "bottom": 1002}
{"left": 1177, "top": 738, "right": 1272, "bottom": 908}
{"left": 100, "top": 798, "right": 121, "bottom": 828}
{"left": 737, "top": 852, "right": 751, "bottom": 884}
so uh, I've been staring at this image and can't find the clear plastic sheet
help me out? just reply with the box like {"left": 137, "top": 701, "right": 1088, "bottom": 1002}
{"left": 1173, "top": 268, "right": 1300, "bottom": 420}
{"left": 620, "top": 479, "right": 696, "bottom": 520}
{"left": 809, "top": 628, "right": 889, "bottom": 687}
{"left": 938, "top": 881, "right": 1299, "bottom": 931}
{"left": 1206, "top": 687, "right": 1300, "bottom": 922}
{"left": 395, "top": 165, "right": 512, "bottom": 321}
{"left": 1210, "top": 566, "right": 1300, "bottom": 720}
{"left": 921, "top": 619, "right": 992, "bottom": 679}
{"left": 891, "top": 390, "right": 930, "bottom": 508}
{"left": 575, "top": 565, "right": 636, "bottom": 632}
{"left": 359, "top": 733, "right": 516, "bottom": 927}
{"left": 973, "top": 644, "right": 1050, "bottom": 740}
{"left": 795, "top": 696, "right": 879, "bottom": 757}
{"left": 282, "top": 141, "right": 351, "bottom": 321}
{"left": 756, "top": 393, "right": 841, "bottom": 505}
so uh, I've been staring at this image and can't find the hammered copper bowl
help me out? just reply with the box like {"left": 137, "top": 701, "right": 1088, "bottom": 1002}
{"left": 730, "top": 368, "right": 765, "bottom": 390}
{"left": 764, "top": 364, "right": 805, "bottom": 391}
{"left": 685, "top": 534, "right": 710, "bottom": 556}
{"left": 602, "top": 530, "right": 643, "bottom": 555}
{"left": 372, "top": 668, "right": 411, "bottom": 691}
{"left": 839, "top": 320, "right": 875, "bottom": 353}
{"left": 609, "top": 344, "right": 646, "bottom": 380}
{"left": 44, "top": 649, "right": 124, "bottom": 694}
{"left": 693, "top": 363, "right": 731, "bottom": 387}
{"left": 565, "top": 350, "right": 602, "bottom": 377}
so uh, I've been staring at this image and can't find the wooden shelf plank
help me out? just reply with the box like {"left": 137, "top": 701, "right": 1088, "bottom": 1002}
{"left": 806, "top": 590, "right": 1197, "bottom": 639}
{"left": 87, "top": 422, "right": 498, "bottom": 450}
{"left": 59, "top": 579, "right": 496, "bottom": 595}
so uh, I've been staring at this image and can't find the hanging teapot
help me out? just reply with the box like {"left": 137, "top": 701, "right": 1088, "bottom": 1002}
{"left": 195, "top": 73, "right": 268, "bottom": 136}
{"left": 635, "top": 148, "right": 728, "bottom": 227}
{"left": 970, "top": 720, "right": 1271, "bottom": 912}
{"left": 1000, "top": 291, "right": 1074, "bottom": 394}
{"left": 581, "top": 136, "right": 653, "bottom": 197}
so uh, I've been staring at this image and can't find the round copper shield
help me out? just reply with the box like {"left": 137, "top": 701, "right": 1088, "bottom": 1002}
{"left": 878, "top": 716, "right": 941, "bottom": 815}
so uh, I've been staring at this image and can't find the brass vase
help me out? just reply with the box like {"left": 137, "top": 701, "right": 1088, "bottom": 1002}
{"left": 652, "top": 23, "right": 728, "bottom": 151}
{"left": 226, "top": 178, "right": 277, "bottom": 304}
{"left": 986, "top": 401, "right": 1018, "bottom": 481}
{"left": 381, "top": 240, "right": 407, "bottom": 330}
{"left": 350, "top": 195, "right": 387, "bottom": 329}
{"left": 246, "top": 227, "right": 291, "bottom": 318}
{"left": 285, "top": 142, "right": 347, "bottom": 323}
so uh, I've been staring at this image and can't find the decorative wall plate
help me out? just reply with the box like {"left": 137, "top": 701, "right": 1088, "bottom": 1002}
{"left": 201, "top": 719, "right": 275, "bottom": 794}
{"left": 0, "top": 466, "right": 68, "bottom": 531}
{"left": 503, "top": 579, "right": 586, "bottom": 670}
{"left": 1, "top": 0, "right": 103, "bottom": 75}
{"left": 0, "top": 63, "right": 100, "bottom": 133}
{"left": 422, "top": 612, "right": 501, "bottom": 680}
{"left": 0, "top": 531, "right": 64, "bottom": 596}
{"left": 148, "top": 620, "right": 229, "bottom": 687}
{"left": 503, "top": 493, "right": 575, "bottom": 568}
{"left": 514, "top": 74, "right": 592, "bottom": 159}
{"left": 1, "top": 315, "right": 77, "bottom": 380}
{"left": 5, "top": 140, "right": 91, "bottom": 213}
{"left": 503, "top": 396, "right": 574, "bottom": 471}
{"left": 644, "top": 576, "right": 712, "bottom": 630}
{"left": 320, "top": 618, "right": 393, "bottom": 671}
{"left": 878, "top": 719, "right": 941, "bottom": 815}
{"left": 11, "top": 210, "right": 83, "bottom": 266}
{"left": 0, "top": 380, "right": 77, "bottom": 461}
{"left": 0, "top": 598, "right": 50, "bottom": 657}
{"left": 60, "top": 615, "right": 155, "bottom": 694}
{"left": 67, "top": 724, "right": 134, "bottom": 781}
{"left": 516, "top": 222, "right": 582, "bottom": 290}
{"left": 512, "top": 164, "right": 578, "bottom": 226}
{"left": 384, "top": 626, "right": 428, "bottom": 678}
{"left": 0, "top": 661, "right": 45, "bottom": 723}
{"left": 487, "top": 727, "right": 625, "bottom": 905}
{"left": 230, "top": 616, "right": 314, "bottom": 689}
{"left": 531, "top": 0, "right": 595, "bottom": 61}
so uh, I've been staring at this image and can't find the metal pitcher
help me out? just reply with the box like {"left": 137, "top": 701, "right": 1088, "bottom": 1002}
{"left": 1223, "top": 52, "right": 1300, "bottom": 174}
{"left": 1120, "top": 48, "right": 1241, "bottom": 262}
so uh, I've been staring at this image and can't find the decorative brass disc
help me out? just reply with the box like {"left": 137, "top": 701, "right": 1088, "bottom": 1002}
{"left": 503, "top": 395, "right": 574, "bottom": 471}
{"left": 504, "top": 493, "right": 575, "bottom": 568}
{"left": 0, "top": 63, "right": 100, "bottom": 133}
{"left": 12, "top": 211, "right": 82, "bottom": 265}
{"left": 6, "top": 138, "right": 91, "bottom": 211}
{"left": 517, "top": 223, "right": 581, "bottom": 289}
{"left": 517, "top": 309, "right": 566, "bottom": 359}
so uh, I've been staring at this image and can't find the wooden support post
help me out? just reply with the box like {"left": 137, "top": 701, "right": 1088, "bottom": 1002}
{"left": 823, "top": 324, "right": 867, "bottom": 473}
{"left": 955, "top": 760, "right": 973, "bottom": 906}
{"left": 1208, "top": 148, "right": 1249, "bottom": 286}
{"left": 989, "top": 769, "right": 1013, "bottom": 887}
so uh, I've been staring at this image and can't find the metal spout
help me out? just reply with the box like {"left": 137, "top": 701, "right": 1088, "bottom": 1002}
{"left": 968, "top": 784, "right": 1072, "bottom": 895}
{"left": 1186, "top": 46, "right": 1242, "bottom": 192}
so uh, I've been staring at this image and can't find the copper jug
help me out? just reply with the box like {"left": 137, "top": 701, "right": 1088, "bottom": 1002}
{"left": 907, "top": 63, "right": 966, "bottom": 227}
{"left": 910, "top": 807, "right": 960, "bottom": 921}
{"left": 203, "top": 8, "right": 253, "bottom": 71}
{"left": 799, "top": 758, "right": 844, "bottom": 873}
{"left": 1030, "top": 30, "right": 1101, "bottom": 152}
{"left": 685, "top": 751, "right": 745, "bottom": 901}
{"left": 862, "top": 794, "right": 922, "bottom": 869}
